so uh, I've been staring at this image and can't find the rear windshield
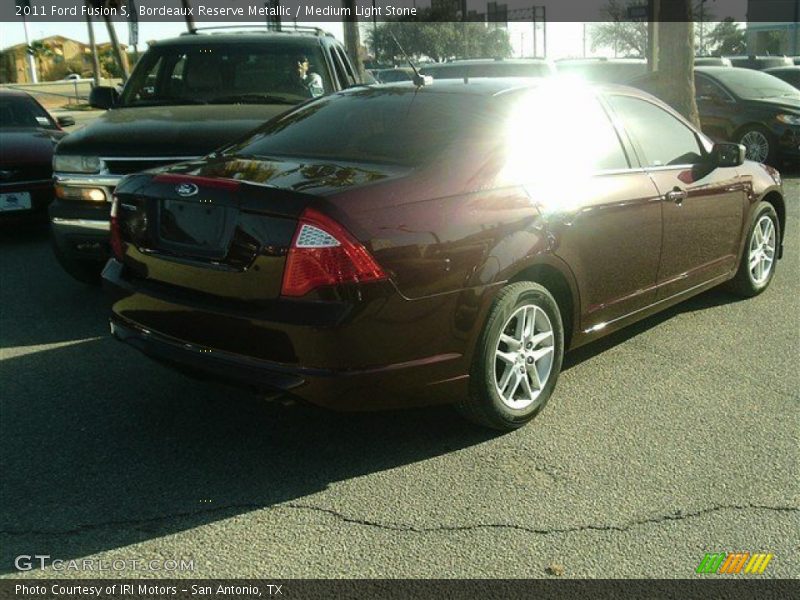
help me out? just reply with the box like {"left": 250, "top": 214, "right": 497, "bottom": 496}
{"left": 712, "top": 68, "right": 800, "bottom": 99}
{"left": 119, "top": 42, "right": 332, "bottom": 107}
{"left": 224, "top": 87, "right": 501, "bottom": 166}
{"left": 0, "top": 94, "right": 56, "bottom": 129}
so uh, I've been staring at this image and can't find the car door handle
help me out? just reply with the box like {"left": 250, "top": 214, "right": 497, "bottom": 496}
{"left": 665, "top": 188, "right": 687, "bottom": 204}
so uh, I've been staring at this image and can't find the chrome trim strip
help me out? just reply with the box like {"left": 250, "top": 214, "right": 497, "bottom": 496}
{"left": 100, "top": 156, "right": 201, "bottom": 162}
{"left": 54, "top": 173, "right": 121, "bottom": 187}
{"left": 583, "top": 273, "right": 730, "bottom": 335}
{"left": 51, "top": 218, "right": 110, "bottom": 231}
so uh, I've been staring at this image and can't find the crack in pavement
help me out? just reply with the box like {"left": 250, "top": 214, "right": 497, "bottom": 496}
{"left": 1, "top": 502, "right": 797, "bottom": 539}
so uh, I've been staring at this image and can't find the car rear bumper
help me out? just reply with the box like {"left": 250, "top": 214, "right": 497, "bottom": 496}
{"left": 49, "top": 198, "right": 111, "bottom": 262}
{"left": 102, "top": 259, "right": 494, "bottom": 410}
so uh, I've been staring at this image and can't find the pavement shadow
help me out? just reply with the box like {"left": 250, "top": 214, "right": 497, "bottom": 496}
{"left": 0, "top": 333, "right": 495, "bottom": 574}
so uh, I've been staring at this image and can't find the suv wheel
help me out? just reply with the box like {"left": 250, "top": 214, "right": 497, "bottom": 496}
{"left": 458, "top": 282, "right": 564, "bottom": 431}
{"left": 727, "top": 202, "right": 779, "bottom": 297}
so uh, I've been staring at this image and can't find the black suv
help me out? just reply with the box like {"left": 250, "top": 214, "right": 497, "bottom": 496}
{"left": 50, "top": 27, "right": 363, "bottom": 283}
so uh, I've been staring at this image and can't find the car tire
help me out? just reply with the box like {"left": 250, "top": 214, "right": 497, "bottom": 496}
{"left": 737, "top": 125, "right": 777, "bottom": 165}
{"left": 458, "top": 281, "right": 564, "bottom": 431}
{"left": 52, "top": 239, "right": 103, "bottom": 285}
{"left": 727, "top": 201, "right": 780, "bottom": 298}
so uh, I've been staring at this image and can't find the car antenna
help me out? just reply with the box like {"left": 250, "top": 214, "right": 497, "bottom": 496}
{"left": 391, "top": 32, "right": 431, "bottom": 87}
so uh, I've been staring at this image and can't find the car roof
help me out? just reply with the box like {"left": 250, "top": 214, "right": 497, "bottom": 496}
{"left": 555, "top": 57, "right": 646, "bottom": 64}
{"left": 764, "top": 66, "right": 799, "bottom": 72}
{"left": 0, "top": 88, "right": 32, "bottom": 97}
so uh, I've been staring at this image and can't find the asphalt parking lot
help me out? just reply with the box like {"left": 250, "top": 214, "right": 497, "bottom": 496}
{"left": 1, "top": 177, "right": 798, "bottom": 579}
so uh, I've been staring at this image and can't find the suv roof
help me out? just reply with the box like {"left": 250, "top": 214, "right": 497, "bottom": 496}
{"left": 153, "top": 29, "right": 337, "bottom": 48}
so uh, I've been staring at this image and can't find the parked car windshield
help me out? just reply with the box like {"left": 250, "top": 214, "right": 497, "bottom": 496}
{"left": 711, "top": 68, "right": 800, "bottom": 99}
{"left": 224, "top": 87, "right": 501, "bottom": 166}
{"left": 119, "top": 42, "right": 333, "bottom": 107}
{"left": 0, "top": 94, "right": 57, "bottom": 129}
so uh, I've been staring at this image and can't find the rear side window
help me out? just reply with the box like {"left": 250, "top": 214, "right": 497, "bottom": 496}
{"left": 225, "top": 88, "right": 499, "bottom": 166}
{"left": 501, "top": 87, "right": 630, "bottom": 175}
{"left": 607, "top": 95, "right": 704, "bottom": 167}
{"left": 0, "top": 95, "right": 56, "bottom": 129}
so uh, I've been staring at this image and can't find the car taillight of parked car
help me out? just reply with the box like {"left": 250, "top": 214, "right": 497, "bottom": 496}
{"left": 281, "top": 208, "right": 387, "bottom": 297}
{"left": 109, "top": 195, "right": 125, "bottom": 261}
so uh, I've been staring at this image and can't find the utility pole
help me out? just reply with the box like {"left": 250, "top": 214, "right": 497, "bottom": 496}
{"left": 17, "top": 0, "right": 37, "bottom": 83}
{"left": 181, "top": 0, "right": 197, "bottom": 33}
{"left": 85, "top": 3, "right": 100, "bottom": 86}
{"left": 102, "top": 15, "right": 129, "bottom": 81}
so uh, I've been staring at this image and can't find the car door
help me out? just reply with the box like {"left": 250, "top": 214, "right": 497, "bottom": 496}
{"left": 520, "top": 91, "right": 664, "bottom": 331}
{"left": 606, "top": 93, "right": 747, "bottom": 300}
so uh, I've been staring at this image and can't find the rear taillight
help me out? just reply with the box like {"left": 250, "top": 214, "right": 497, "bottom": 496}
{"left": 281, "top": 208, "right": 387, "bottom": 297}
{"left": 109, "top": 195, "right": 125, "bottom": 261}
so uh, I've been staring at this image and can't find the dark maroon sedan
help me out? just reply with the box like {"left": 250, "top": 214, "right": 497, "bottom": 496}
{"left": 104, "top": 79, "right": 786, "bottom": 430}
{"left": 0, "top": 89, "right": 72, "bottom": 220}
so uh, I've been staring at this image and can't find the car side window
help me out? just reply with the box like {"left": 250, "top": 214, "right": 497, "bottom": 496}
{"left": 607, "top": 95, "right": 704, "bottom": 167}
{"left": 695, "top": 75, "right": 732, "bottom": 103}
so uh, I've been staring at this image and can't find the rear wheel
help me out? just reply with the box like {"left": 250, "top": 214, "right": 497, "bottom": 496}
{"left": 458, "top": 281, "right": 564, "bottom": 431}
{"left": 52, "top": 239, "right": 103, "bottom": 285}
{"left": 727, "top": 201, "right": 779, "bottom": 297}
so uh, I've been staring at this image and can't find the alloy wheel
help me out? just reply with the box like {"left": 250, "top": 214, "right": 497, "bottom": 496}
{"left": 740, "top": 130, "right": 770, "bottom": 163}
{"left": 493, "top": 304, "right": 555, "bottom": 410}
{"left": 748, "top": 215, "right": 776, "bottom": 285}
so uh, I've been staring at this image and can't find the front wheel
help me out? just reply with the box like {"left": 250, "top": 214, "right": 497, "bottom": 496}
{"left": 727, "top": 202, "right": 780, "bottom": 297}
{"left": 458, "top": 281, "right": 564, "bottom": 431}
{"left": 738, "top": 125, "right": 776, "bottom": 165}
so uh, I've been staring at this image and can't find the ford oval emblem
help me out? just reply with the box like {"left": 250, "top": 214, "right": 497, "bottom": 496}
{"left": 175, "top": 182, "right": 199, "bottom": 197}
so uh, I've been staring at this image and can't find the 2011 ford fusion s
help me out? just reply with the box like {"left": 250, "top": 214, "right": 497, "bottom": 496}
{"left": 103, "top": 79, "right": 786, "bottom": 430}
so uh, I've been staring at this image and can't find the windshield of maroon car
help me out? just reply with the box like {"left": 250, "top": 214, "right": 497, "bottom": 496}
{"left": 224, "top": 88, "right": 503, "bottom": 167}
{"left": 118, "top": 43, "right": 333, "bottom": 106}
{"left": 709, "top": 68, "right": 800, "bottom": 100}
{"left": 0, "top": 95, "right": 57, "bottom": 129}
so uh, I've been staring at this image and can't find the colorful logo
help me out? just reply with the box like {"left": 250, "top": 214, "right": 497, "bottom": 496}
{"left": 696, "top": 552, "right": 773, "bottom": 575}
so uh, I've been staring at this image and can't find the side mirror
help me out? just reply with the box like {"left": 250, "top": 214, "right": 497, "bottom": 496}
{"left": 89, "top": 86, "right": 119, "bottom": 110}
{"left": 712, "top": 142, "right": 746, "bottom": 168}
{"left": 56, "top": 116, "right": 75, "bottom": 128}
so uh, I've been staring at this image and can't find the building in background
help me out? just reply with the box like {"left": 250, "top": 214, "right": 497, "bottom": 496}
{"left": 0, "top": 35, "right": 129, "bottom": 83}
{"left": 746, "top": 0, "right": 800, "bottom": 55}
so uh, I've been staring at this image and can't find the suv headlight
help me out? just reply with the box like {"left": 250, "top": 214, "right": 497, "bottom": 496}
{"left": 53, "top": 155, "right": 101, "bottom": 173}
{"left": 776, "top": 113, "right": 800, "bottom": 126}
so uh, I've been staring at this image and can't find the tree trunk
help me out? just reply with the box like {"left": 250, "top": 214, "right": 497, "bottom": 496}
{"left": 656, "top": 2, "right": 700, "bottom": 127}
{"left": 342, "top": 1, "right": 365, "bottom": 81}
